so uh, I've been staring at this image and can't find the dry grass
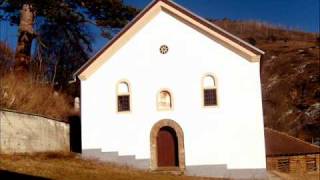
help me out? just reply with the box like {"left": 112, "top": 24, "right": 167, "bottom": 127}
{"left": 271, "top": 170, "right": 320, "bottom": 180}
{"left": 211, "top": 19, "right": 318, "bottom": 44}
{"left": 212, "top": 19, "right": 320, "bottom": 142}
{"left": 0, "top": 42, "right": 14, "bottom": 76}
{"left": 0, "top": 73, "right": 73, "bottom": 120}
{"left": 0, "top": 41, "right": 73, "bottom": 120}
{"left": 0, "top": 153, "right": 225, "bottom": 180}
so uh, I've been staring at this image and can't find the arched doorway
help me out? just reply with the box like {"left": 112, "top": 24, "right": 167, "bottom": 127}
{"left": 157, "top": 126, "right": 179, "bottom": 167}
{"left": 150, "top": 119, "right": 185, "bottom": 171}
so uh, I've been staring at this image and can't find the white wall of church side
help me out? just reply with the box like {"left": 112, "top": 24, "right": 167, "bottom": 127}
{"left": 80, "top": 10, "right": 266, "bottom": 169}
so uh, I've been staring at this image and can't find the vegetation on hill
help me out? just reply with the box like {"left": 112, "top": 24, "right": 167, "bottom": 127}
{"left": 0, "top": 73, "right": 73, "bottom": 119}
{"left": 211, "top": 19, "right": 320, "bottom": 142}
{"left": 1, "top": 153, "right": 319, "bottom": 180}
{"left": 0, "top": 153, "right": 225, "bottom": 180}
{"left": 0, "top": 42, "right": 73, "bottom": 119}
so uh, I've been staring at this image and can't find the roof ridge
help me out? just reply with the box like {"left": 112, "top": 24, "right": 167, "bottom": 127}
{"left": 73, "top": 0, "right": 159, "bottom": 78}
{"left": 265, "top": 127, "right": 320, "bottom": 149}
{"left": 74, "top": 0, "right": 265, "bottom": 79}
{"left": 165, "top": 0, "right": 265, "bottom": 55}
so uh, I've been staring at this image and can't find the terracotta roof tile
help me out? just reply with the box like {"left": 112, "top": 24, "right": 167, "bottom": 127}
{"left": 264, "top": 128, "right": 320, "bottom": 156}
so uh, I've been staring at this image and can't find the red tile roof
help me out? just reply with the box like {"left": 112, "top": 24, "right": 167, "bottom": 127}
{"left": 264, "top": 128, "right": 320, "bottom": 156}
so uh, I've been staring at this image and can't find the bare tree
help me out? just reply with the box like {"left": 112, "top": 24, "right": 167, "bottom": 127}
{"left": 14, "top": 4, "right": 36, "bottom": 72}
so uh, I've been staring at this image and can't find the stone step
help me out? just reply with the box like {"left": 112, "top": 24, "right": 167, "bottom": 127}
{"left": 82, "top": 148, "right": 103, "bottom": 159}
{"left": 134, "top": 159, "right": 149, "bottom": 169}
{"left": 82, "top": 149, "right": 150, "bottom": 169}
{"left": 81, "top": 149, "right": 267, "bottom": 179}
{"left": 154, "top": 167, "right": 184, "bottom": 176}
{"left": 118, "top": 155, "right": 136, "bottom": 166}
{"left": 100, "top": 151, "right": 119, "bottom": 162}
{"left": 226, "top": 169, "right": 267, "bottom": 180}
{"left": 186, "top": 164, "right": 228, "bottom": 178}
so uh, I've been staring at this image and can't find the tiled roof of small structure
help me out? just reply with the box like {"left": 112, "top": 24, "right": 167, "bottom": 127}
{"left": 264, "top": 128, "right": 320, "bottom": 156}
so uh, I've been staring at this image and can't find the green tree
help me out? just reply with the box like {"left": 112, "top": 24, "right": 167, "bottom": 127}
{"left": 0, "top": 0, "right": 138, "bottom": 82}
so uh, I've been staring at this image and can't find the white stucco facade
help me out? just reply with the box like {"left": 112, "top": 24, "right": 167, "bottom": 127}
{"left": 80, "top": 8, "right": 266, "bottom": 170}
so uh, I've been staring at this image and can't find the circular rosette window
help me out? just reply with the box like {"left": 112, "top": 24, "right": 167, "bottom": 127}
{"left": 159, "top": 45, "right": 169, "bottom": 54}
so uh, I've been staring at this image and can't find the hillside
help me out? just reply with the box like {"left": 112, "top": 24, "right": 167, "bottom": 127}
{"left": 0, "top": 153, "right": 224, "bottom": 180}
{"left": 1, "top": 19, "right": 319, "bottom": 143}
{"left": 211, "top": 19, "right": 320, "bottom": 142}
{"left": 2, "top": 153, "right": 319, "bottom": 180}
{"left": 0, "top": 42, "right": 73, "bottom": 120}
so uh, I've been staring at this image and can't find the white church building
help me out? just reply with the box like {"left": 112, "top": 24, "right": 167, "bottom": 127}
{"left": 74, "top": 0, "right": 266, "bottom": 178}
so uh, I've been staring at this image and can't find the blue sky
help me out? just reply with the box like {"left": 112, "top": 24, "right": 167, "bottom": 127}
{"left": 0, "top": 0, "right": 319, "bottom": 52}
{"left": 125, "top": 0, "right": 320, "bottom": 32}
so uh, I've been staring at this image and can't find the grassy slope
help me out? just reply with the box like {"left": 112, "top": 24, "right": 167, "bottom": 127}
{"left": 271, "top": 170, "right": 320, "bottom": 180}
{"left": 0, "top": 153, "right": 223, "bottom": 180}
{"left": 212, "top": 19, "right": 320, "bottom": 142}
{"left": 0, "top": 42, "right": 74, "bottom": 120}
{"left": 1, "top": 154, "right": 318, "bottom": 180}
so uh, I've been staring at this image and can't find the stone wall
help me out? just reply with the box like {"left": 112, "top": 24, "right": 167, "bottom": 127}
{"left": 0, "top": 109, "right": 70, "bottom": 153}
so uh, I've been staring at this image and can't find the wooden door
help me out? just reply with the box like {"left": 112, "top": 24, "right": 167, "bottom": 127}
{"left": 157, "top": 127, "right": 178, "bottom": 167}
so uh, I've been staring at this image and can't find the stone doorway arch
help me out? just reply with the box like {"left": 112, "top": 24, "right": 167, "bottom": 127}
{"left": 150, "top": 119, "right": 185, "bottom": 171}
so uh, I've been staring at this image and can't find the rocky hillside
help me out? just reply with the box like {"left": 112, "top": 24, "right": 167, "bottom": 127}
{"left": 212, "top": 19, "right": 320, "bottom": 143}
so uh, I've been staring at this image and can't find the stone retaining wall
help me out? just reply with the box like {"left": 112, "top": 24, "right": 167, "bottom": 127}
{"left": 0, "top": 109, "right": 70, "bottom": 153}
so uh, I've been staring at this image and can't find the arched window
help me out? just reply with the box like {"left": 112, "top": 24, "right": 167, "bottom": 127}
{"left": 202, "top": 74, "right": 217, "bottom": 106}
{"left": 117, "top": 81, "right": 130, "bottom": 112}
{"left": 157, "top": 90, "right": 172, "bottom": 111}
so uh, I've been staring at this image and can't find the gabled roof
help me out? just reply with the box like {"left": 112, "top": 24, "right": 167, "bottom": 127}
{"left": 75, "top": 0, "right": 264, "bottom": 80}
{"left": 264, "top": 128, "right": 320, "bottom": 157}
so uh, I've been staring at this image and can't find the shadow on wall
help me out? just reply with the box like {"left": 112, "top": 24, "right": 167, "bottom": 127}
{"left": 69, "top": 115, "right": 82, "bottom": 153}
{"left": 0, "top": 170, "right": 50, "bottom": 180}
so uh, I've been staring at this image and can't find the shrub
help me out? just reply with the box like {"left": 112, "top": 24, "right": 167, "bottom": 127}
{"left": 0, "top": 73, "right": 73, "bottom": 120}
{"left": 0, "top": 42, "right": 14, "bottom": 76}
{"left": 247, "top": 37, "right": 257, "bottom": 45}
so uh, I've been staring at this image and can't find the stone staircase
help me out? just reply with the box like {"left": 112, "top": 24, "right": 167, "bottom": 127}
{"left": 186, "top": 165, "right": 267, "bottom": 179}
{"left": 185, "top": 164, "right": 228, "bottom": 178}
{"left": 82, "top": 149, "right": 149, "bottom": 169}
{"left": 82, "top": 149, "right": 267, "bottom": 179}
